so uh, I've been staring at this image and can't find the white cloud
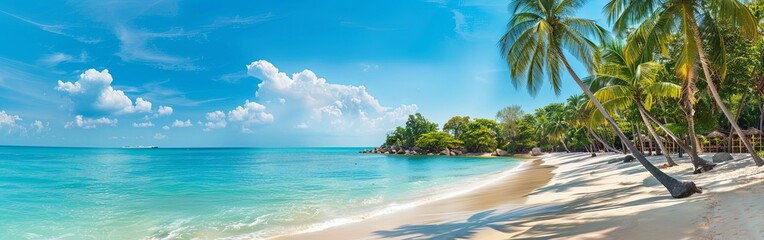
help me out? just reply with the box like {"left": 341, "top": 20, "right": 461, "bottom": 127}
{"left": 157, "top": 105, "right": 173, "bottom": 116}
{"left": 0, "top": 111, "right": 21, "bottom": 128}
{"left": 246, "top": 60, "right": 418, "bottom": 132}
{"left": 64, "top": 115, "right": 118, "bottom": 129}
{"left": 162, "top": 125, "right": 170, "bottom": 130}
{"left": 228, "top": 100, "right": 274, "bottom": 124}
{"left": 39, "top": 51, "right": 88, "bottom": 66}
{"left": 41, "top": 53, "right": 72, "bottom": 66}
{"left": 30, "top": 120, "right": 48, "bottom": 133}
{"left": 247, "top": 60, "right": 389, "bottom": 113}
{"left": 172, "top": 119, "right": 193, "bottom": 127}
{"left": 132, "top": 121, "right": 155, "bottom": 128}
{"left": 154, "top": 133, "right": 167, "bottom": 140}
{"left": 295, "top": 122, "right": 309, "bottom": 129}
{"left": 203, "top": 111, "right": 226, "bottom": 131}
{"left": 56, "top": 69, "right": 154, "bottom": 115}
{"left": 114, "top": 26, "right": 199, "bottom": 71}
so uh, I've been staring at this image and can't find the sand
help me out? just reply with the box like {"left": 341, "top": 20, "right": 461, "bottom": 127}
{"left": 275, "top": 152, "right": 764, "bottom": 240}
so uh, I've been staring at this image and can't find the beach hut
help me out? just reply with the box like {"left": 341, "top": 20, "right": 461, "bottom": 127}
{"left": 705, "top": 130, "right": 727, "bottom": 152}
{"left": 635, "top": 134, "right": 655, "bottom": 155}
{"left": 729, "top": 128, "right": 763, "bottom": 153}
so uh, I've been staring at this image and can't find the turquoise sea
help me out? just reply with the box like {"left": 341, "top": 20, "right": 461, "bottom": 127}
{"left": 0, "top": 146, "right": 522, "bottom": 239}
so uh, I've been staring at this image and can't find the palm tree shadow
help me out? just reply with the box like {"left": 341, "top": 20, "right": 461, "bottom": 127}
{"left": 372, "top": 205, "right": 563, "bottom": 240}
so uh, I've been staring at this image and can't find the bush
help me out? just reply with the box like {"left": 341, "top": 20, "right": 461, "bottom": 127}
{"left": 415, "top": 132, "right": 463, "bottom": 152}
{"left": 461, "top": 123, "right": 498, "bottom": 153}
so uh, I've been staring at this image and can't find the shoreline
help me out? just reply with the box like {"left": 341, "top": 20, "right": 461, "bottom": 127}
{"left": 274, "top": 156, "right": 554, "bottom": 239}
{"left": 275, "top": 152, "right": 764, "bottom": 239}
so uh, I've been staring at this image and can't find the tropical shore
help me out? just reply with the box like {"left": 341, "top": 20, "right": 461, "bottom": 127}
{"left": 277, "top": 152, "right": 764, "bottom": 239}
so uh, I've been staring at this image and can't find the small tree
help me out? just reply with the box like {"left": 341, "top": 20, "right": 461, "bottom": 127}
{"left": 443, "top": 116, "right": 470, "bottom": 138}
{"left": 461, "top": 122, "right": 498, "bottom": 153}
{"left": 415, "top": 132, "right": 464, "bottom": 152}
{"left": 384, "top": 126, "right": 406, "bottom": 147}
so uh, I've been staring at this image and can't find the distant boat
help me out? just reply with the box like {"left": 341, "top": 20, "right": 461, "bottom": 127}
{"left": 122, "top": 146, "right": 159, "bottom": 149}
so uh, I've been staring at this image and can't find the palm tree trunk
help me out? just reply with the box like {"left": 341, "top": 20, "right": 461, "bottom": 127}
{"left": 589, "top": 129, "right": 623, "bottom": 154}
{"left": 560, "top": 54, "right": 700, "bottom": 198}
{"left": 640, "top": 102, "right": 716, "bottom": 171}
{"left": 688, "top": 12, "right": 764, "bottom": 166}
{"left": 560, "top": 139, "right": 570, "bottom": 152}
{"left": 727, "top": 91, "right": 748, "bottom": 151}
{"left": 637, "top": 103, "right": 678, "bottom": 166}
{"left": 681, "top": 82, "right": 719, "bottom": 173}
{"left": 759, "top": 99, "right": 763, "bottom": 133}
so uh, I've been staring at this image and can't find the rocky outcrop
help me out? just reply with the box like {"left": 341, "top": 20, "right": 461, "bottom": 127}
{"left": 359, "top": 146, "right": 506, "bottom": 157}
{"left": 712, "top": 152, "right": 733, "bottom": 163}
{"left": 491, "top": 149, "right": 510, "bottom": 156}
{"left": 439, "top": 148, "right": 451, "bottom": 155}
{"left": 531, "top": 148, "right": 542, "bottom": 156}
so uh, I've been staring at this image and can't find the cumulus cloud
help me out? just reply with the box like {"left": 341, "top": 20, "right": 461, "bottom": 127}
{"left": 56, "top": 69, "right": 154, "bottom": 116}
{"left": 295, "top": 122, "right": 309, "bottom": 129}
{"left": 203, "top": 111, "right": 226, "bottom": 131}
{"left": 64, "top": 115, "right": 118, "bottom": 129}
{"left": 154, "top": 133, "right": 167, "bottom": 140}
{"left": 228, "top": 100, "right": 274, "bottom": 124}
{"left": 248, "top": 60, "right": 388, "bottom": 113}
{"left": 245, "top": 60, "right": 418, "bottom": 132}
{"left": 162, "top": 125, "right": 170, "bottom": 130}
{"left": 132, "top": 121, "right": 155, "bottom": 128}
{"left": 157, "top": 106, "right": 173, "bottom": 116}
{"left": 172, "top": 119, "right": 193, "bottom": 127}
{"left": 0, "top": 111, "right": 21, "bottom": 128}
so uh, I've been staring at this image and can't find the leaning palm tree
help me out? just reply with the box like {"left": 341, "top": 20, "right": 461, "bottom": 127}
{"left": 606, "top": 0, "right": 764, "bottom": 166}
{"left": 499, "top": 0, "right": 701, "bottom": 197}
{"left": 587, "top": 40, "right": 681, "bottom": 167}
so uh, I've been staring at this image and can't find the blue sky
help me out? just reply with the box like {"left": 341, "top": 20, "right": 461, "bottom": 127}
{"left": 0, "top": 0, "right": 610, "bottom": 147}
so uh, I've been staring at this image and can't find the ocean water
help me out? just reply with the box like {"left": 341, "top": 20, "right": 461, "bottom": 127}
{"left": 0, "top": 146, "right": 522, "bottom": 239}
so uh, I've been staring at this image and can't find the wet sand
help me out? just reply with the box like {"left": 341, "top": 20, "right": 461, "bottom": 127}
{"left": 276, "top": 159, "right": 555, "bottom": 240}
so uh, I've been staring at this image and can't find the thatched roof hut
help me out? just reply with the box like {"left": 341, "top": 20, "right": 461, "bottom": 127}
{"left": 706, "top": 130, "right": 728, "bottom": 139}
{"left": 732, "top": 127, "right": 763, "bottom": 136}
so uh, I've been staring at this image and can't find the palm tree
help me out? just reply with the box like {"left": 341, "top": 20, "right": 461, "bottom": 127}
{"left": 587, "top": 40, "right": 681, "bottom": 167}
{"left": 499, "top": 0, "right": 701, "bottom": 198}
{"left": 544, "top": 111, "right": 571, "bottom": 152}
{"left": 606, "top": 0, "right": 764, "bottom": 166}
{"left": 565, "top": 94, "right": 624, "bottom": 154}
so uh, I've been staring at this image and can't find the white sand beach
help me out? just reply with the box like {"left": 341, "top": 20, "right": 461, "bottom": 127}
{"left": 278, "top": 152, "right": 764, "bottom": 240}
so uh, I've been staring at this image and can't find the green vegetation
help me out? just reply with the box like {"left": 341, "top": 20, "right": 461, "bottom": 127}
{"left": 461, "top": 119, "right": 499, "bottom": 152}
{"left": 385, "top": 113, "right": 438, "bottom": 148}
{"left": 492, "top": 0, "right": 764, "bottom": 198}
{"left": 415, "top": 132, "right": 463, "bottom": 152}
{"left": 378, "top": 0, "right": 764, "bottom": 198}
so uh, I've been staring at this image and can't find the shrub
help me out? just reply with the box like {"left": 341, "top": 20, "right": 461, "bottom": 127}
{"left": 415, "top": 132, "right": 463, "bottom": 152}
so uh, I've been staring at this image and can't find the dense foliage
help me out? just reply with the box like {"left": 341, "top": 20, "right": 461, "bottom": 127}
{"left": 381, "top": 0, "right": 764, "bottom": 167}
{"left": 385, "top": 113, "right": 438, "bottom": 148}
{"left": 415, "top": 132, "right": 463, "bottom": 152}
